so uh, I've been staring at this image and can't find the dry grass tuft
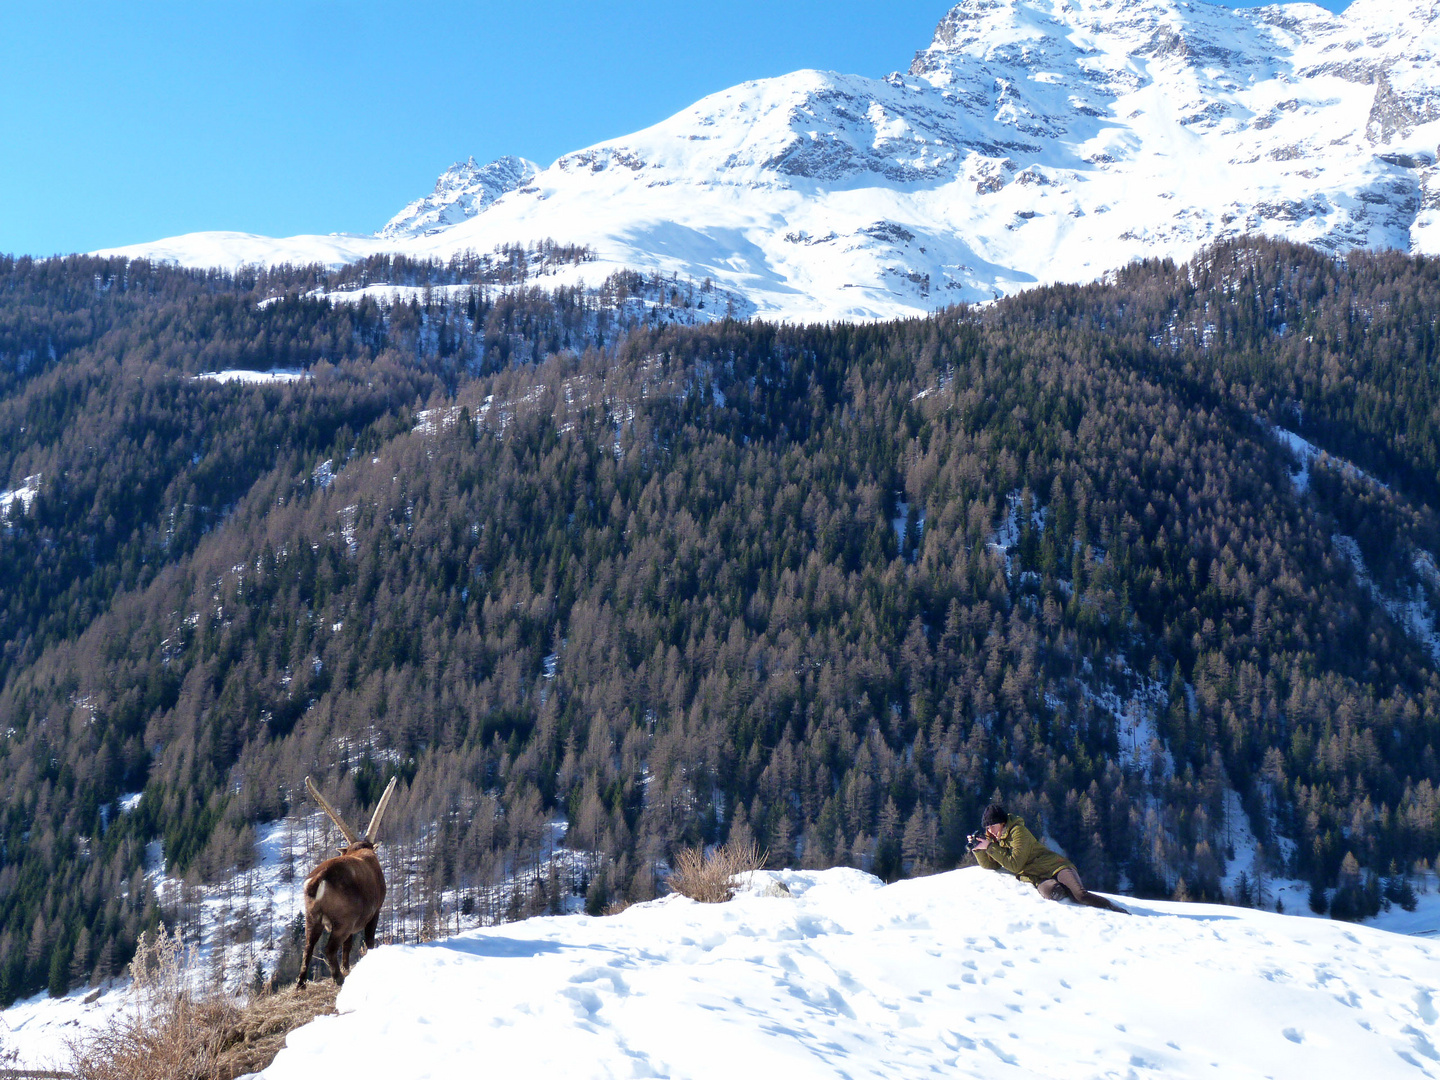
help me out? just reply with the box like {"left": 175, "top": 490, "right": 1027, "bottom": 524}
{"left": 211, "top": 983, "right": 337, "bottom": 1080}
{"left": 668, "top": 840, "right": 768, "bottom": 903}
{"left": 67, "top": 927, "right": 337, "bottom": 1080}
{"left": 68, "top": 927, "right": 235, "bottom": 1080}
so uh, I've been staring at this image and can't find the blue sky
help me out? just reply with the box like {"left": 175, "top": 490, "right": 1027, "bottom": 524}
{"left": 1, "top": 0, "right": 1349, "bottom": 257}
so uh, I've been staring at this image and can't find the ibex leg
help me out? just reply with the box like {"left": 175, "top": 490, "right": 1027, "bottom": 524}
{"left": 297, "top": 917, "right": 323, "bottom": 988}
{"left": 324, "top": 931, "right": 345, "bottom": 987}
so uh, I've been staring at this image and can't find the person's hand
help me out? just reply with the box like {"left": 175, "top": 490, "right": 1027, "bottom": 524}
{"left": 972, "top": 833, "right": 990, "bottom": 850}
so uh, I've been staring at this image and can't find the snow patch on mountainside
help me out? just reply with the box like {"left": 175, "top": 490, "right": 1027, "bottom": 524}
{"left": 253, "top": 867, "right": 1439, "bottom": 1080}
{"left": 306, "top": 268, "right": 753, "bottom": 325}
{"left": 1333, "top": 534, "right": 1440, "bottom": 668}
{"left": 1263, "top": 422, "right": 1440, "bottom": 666}
{"left": 194, "top": 369, "right": 310, "bottom": 385}
{"left": 96, "top": 0, "right": 1440, "bottom": 323}
{"left": 0, "top": 982, "right": 128, "bottom": 1071}
{"left": 0, "top": 474, "right": 40, "bottom": 520}
{"left": 1273, "top": 425, "right": 1389, "bottom": 493}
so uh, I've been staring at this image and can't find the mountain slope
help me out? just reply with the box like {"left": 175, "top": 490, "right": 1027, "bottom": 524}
{"left": 97, "top": 0, "right": 1440, "bottom": 321}
{"left": 256, "top": 868, "right": 1439, "bottom": 1079}
{"left": 6, "top": 239, "right": 1440, "bottom": 1003}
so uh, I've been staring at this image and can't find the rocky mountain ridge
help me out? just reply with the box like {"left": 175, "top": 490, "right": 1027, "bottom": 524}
{"left": 98, "top": 0, "right": 1440, "bottom": 321}
{"left": 378, "top": 156, "right": 539, "bottom": 240}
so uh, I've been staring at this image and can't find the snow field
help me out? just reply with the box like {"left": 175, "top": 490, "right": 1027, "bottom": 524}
{"left": 0, "top": 983, "right": 128, "bottom": 1070}
{"left": 259, "top": 867, "right": 1440, "bottom": 1079}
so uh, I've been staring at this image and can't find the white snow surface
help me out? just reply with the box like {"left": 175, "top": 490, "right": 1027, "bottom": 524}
{"left": 0, "top": 474, "right": 40, "bottom": 519}
{"left": 1274, "top": 425, "right": 1389, "bottom": 494}
{"left": 193, "top": 369, "right": 310, "bottom": 385}
{"left": 97, "top": 0, "right": 1440, "bottom": 322}
{"left": 256, "top": 867, "right": 1440, "bottom": 1080}
{"left": 379, "top": 156, "right": 539, "bottom": 240}
{"left": 0, "top": 982, "right": 129, "bottom": 1071}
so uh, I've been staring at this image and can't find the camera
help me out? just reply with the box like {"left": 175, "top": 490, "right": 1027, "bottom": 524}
{"left": 966, "top": 831, "right": 986, "bottom": 850}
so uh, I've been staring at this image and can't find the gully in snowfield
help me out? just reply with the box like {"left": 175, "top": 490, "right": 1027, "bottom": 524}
{"left": 971, "top": 803, "right": 1128, "bottom": 913}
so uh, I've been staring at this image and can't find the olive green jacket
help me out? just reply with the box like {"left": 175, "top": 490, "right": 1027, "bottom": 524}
{"left": 974, "top": 815, "right": 1073, "bottom": 884}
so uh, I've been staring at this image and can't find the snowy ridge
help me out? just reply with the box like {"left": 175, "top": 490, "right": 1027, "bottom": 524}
{"left": 7, "top": 865, "right": 1440, "bottom": 1072}
{"left": 253, "top": 867, "right": 1437, "bottom": 1079}
{"left": 378, "top": 156, "right": 539, "bottom": 240}
{"left": 97, "top": 0, "right": 1440, "bottom": 322}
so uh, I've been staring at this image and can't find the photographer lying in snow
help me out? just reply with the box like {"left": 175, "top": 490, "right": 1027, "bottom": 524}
{"left": 971, "top": 803, "right": 1128, "bottom": 913}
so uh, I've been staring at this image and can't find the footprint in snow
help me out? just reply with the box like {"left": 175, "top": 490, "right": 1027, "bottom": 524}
{"left": 567, "top": 966, "right": 630, "bottom": 994}
{"left": 1403, "top": 1022, "right": 1440, "bottom": 1062}
{"left": 939, "top": 1029, "right": 977, "bottom": 1052}
{"left": 981, "top": 1038, "right": 1019, "bottom": 1065}
{"left": 1415, "top": 988, "right": 1439, "bottom": 1025}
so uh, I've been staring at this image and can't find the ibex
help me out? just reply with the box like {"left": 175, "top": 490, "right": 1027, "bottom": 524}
{"left": 297, "top": 775, "right": 398, "bottom": 988}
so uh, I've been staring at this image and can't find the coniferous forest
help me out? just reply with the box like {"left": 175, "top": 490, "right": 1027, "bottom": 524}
{"left": 1, "top": 238, "right": 1439, "bottom": 1003}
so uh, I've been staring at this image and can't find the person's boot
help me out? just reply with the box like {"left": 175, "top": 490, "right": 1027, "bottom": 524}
{"left": 1082, "top": 893, "right": 1128, "bottom": 914}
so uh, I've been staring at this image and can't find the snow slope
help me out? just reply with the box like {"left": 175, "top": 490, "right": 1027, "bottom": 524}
{"left": 97, "top": 0, "right": 1440, "bottom": 322}
{"left": 256, "top": 867, "right": 1440, "bottom": 1080}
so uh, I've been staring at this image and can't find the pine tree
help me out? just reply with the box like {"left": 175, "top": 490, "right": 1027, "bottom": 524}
{"left": 69, "top": 926, "right": 91, "bottom": 990}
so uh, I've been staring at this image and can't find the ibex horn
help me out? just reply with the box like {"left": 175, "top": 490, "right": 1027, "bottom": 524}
{"left": 365, "top": 776, "right": 398, "bottom": 842}
{"left": 304, "top": 776, "right": 359, "bottom": 846}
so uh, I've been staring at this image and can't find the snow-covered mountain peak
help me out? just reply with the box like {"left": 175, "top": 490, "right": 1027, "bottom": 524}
{"left": 910, "top": 0, "right": 1308, "bottom": 98}
{"left": 379, "top": 155, "right": 538, "bottom": 239}
{"left": 97, "top": 0, "right": 1440, "bottom": 323}
{"left": 1344, "top": 0, "right": 1440, "bottom": 28}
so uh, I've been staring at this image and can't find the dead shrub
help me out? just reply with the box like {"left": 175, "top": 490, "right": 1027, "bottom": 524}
{"left": 668, "top": 840, "right": 768, "bottom": 903}
{"left": 68, "top": 926, "right": 235, "bottom": 1080}
{"left": 67, "top": 927, "right": 337, "bottom": 1080}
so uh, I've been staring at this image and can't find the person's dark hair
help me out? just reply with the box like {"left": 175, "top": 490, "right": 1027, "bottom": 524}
{"left": 982, "top": 803, "right": 1007, "bottom": 828}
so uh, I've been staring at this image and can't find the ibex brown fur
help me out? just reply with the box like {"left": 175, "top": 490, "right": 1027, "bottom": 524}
{"left": 297, "top": 775, "right": 397, "bottom": 987}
